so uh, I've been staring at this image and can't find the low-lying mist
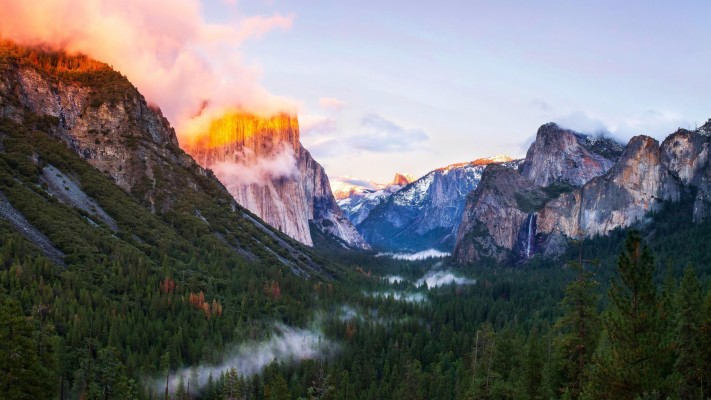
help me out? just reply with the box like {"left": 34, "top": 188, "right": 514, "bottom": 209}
{"left": 377, "top": 249, "right": 450, "bottom": 261}
{"left": 157, "top": 324, "right": 337, "bottom": 394}
{"left": 416, "top": 270, "right": 476, "bottom": 288}
{"left": 365, "top": 291, "right": 427, "bottom": 303}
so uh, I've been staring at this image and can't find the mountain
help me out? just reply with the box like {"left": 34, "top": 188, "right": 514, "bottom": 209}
{"left": 519, "top": 122, "right": 623, "bottom": 186}
{"left": 454, "top": 121, "right": 711, "bottom": 264}
{"left": 336, "top": 173, "right": 414, "bottom": 226}
{"left": 182, "top": 112, "right": 368, "bottom": 250}
{"left": 0, "top": 41, "right": 333, "bottom": 277}
{"left": 356, "top": 156, "right": 517, "bottom": 252}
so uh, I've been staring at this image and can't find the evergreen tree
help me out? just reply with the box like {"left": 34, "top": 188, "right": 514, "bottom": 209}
{"left": 590, "top": 231, "right": 666, "bottom": 399}
{"left": 223, "top": 367, "right": 244, "bottom": 400}
{"left": 0, "top": 296, "right": 58, "bottom": 399}
{"left": 554, "top": 262, "right": 599, "bottom": 399}
{"left": 699, "top": 289, "right": 711, "bottom": 399}
{"left": 674, "top": 267, "right": 704, "bottom": 400}
{"left": 264, "top": 374, "right": 290, "bottom": 400}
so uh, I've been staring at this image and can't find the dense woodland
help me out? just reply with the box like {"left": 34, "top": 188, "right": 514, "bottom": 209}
{"left": 1, "top": 44, "right": 711, "bottom": 400}
{"left": 2, "top": 123, "right": 711, "bottom": 399}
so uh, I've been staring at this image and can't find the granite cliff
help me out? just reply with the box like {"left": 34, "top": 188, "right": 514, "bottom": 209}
{"left": 182, "top": 112, "right": 368, "bottom": 249}
{"left": 0, "top": 42, "right": 333, "bottom": 276}
{"left": 454, "top": 122, "right": 711, "bottom": 264}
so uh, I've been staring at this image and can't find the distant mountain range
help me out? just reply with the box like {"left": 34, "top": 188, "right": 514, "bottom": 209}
{"left": 337, "top": 156, "right": 518, "bottom": 253}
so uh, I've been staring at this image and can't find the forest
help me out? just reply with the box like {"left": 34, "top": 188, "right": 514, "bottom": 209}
{"left": 1, "top": 106, "right": 711, "bottom": 399}
{"left": 2, "top": 190, "right": 711, "bottom": 400}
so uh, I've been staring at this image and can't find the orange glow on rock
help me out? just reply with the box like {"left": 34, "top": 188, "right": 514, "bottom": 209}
{"left": 181, "top": 111, "right": 300, "bottom": 167}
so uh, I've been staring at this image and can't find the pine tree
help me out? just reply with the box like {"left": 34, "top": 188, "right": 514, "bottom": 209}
{"left": 554, "top": 262, "right": 600, "bottom": 399}
{"left": 674, "top": 267, "right": 703, "bottom": 400}
{"left": 591, "top": 231, "right": 666, "bottom": 400}
{"left": 223, "top": 367, "right": 243, "bottom": 400}
{"left": 264, "top": 373, "right": 290, "bottom": 400}
{"left": 0, "top": 296, "right": 58, "bottom": 399}
{"left": 698, "top": 288, "right": 711, "bottom": 399}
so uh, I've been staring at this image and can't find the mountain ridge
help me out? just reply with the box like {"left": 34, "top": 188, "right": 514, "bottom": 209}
{"left": 454, "top": 121, "right": 711, "bottom": 264}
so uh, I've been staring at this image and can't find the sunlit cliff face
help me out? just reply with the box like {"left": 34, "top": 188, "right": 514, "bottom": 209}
{"left": 179, "top": 111, "right": 302, "bottom": 187}
{"left": 180, "top": 111, "right": 300, "bottom": 167}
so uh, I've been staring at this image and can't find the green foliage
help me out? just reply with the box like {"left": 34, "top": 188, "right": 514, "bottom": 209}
{"left": 674, "top": 267, "right": 705, "bottom": 399}
{"left": 1, "top": 43, "right": 710, "bottom": 399}
{"left": 554, "top": 262, "right": 600, "bottom": 399}
{"left": 542, "top": 182, "right": 575, "bottom": 199}
{"left": 587, "top": 232, "right": 669, "bottom": 399}
{"left": 514, "top": 190, "right": 548, "bottom": 213}
{"left": 0, "top": 295, "right": 58, "bottom": 399}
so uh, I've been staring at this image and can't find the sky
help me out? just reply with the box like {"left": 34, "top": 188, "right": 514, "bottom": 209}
{"left": 2, "top": 0, "right": 711, "bottom": 185}
{"left": 206, "top": 0, "right": 711, "bottom": 183}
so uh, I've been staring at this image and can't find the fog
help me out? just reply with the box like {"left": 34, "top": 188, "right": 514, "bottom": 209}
{"left": 157, "top": 324, "right": 337, "bottom": 394}
{"left": 377, "top": 249, "right": 450, "bottom": 261}
{"left": 211, "top": 144, "right": 299, "bottom": 187}
{"left": 384, "top": 275, "right": 405, "bottom": 284}
{"left": 365, "top": 291, "right": 427, "bottom": 303}
{"left": 416, "top": 270, "right": 476, "bottom": 288}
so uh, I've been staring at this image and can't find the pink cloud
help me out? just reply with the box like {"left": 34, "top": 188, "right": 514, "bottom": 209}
{"left": 319, "top": 97, "right": 346, "bottom": 112}
{"left": 0, "top": 0, "right": 296, "bottom": 140}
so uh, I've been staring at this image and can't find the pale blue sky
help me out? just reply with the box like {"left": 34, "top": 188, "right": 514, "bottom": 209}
{"left": 203, "top": 0, "right": 711, "bottom": 183}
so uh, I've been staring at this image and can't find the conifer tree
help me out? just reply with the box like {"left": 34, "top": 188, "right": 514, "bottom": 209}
{"left": 674, "top": 267, "right": 703, "bottom": 400}
{"left": 0, "top": 296, "right": 58, "bottom": 399}
{"left": 591, "top": 231, "right": 666, "bottom": 399}
{"left": 555, "top": 262, "right": 599, "bottom": 399}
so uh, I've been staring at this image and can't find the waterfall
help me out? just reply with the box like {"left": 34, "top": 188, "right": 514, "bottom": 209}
{"left": 526, "top": 213, "right": 536, "bottom": 259}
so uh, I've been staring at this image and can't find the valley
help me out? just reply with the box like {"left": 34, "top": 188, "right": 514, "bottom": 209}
{"left": 1, "top": 4, "right": 711, "bottom": 399}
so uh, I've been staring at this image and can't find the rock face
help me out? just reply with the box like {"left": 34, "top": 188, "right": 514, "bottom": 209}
{"left": 356, "top": 157, "right": 517, "bottom": 252}
{"left": 391, "top": 173, "right": 415, "bottom": 187}
{"left": 0, "top": 43, "right": 199, "bottom": 212}
{"left": 182, "top": 112, "right": 368, "bottom": 249}
{"left": 0, "top": 42, "right": 335, "bottom": 276}
{"left": 519, "top": 123, "right": 623, "bottom": 187}
{"left": 537, "top": 136, "right": 679, "bottom": 240}
{"left": 454, "top": 165, "right": 544, "bottom": 263}
{"left": 454, "top": 121, "right": 711, "bottom": 264}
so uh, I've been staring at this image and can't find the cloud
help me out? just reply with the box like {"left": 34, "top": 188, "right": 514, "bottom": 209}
{"left": 349, "top": 114, "right": 429, "bottom": 152}
{"left": 211, "top": 144, "right": 299, "bottom": 187}
{"left": 613, "top": 109, "right": 691, "bottom": 139}
{"left": 160, "top": 324, "right": 337, "bottom": 394}
{"left": 300, "top": 114, "right": 338, "bottom": 137}
{"left": 319, "top": 97, "right": 346, "bottom": 112}
{"left": 331, "top": 176, "right": 380, "bottom": 190}
{"left": 0, "top": 0, "right": 296, "bottom": 137}
{"left": 554, "top": 109, "right": 692, "bottom": 142}
{"left": 555, "top": 111, "right": 609, "bottom": 135}
{"left": 530, "top": 99, "right": 553, "bottom": 113}
{"left": 415, "top": 270, "right": 476, "bottom": 288}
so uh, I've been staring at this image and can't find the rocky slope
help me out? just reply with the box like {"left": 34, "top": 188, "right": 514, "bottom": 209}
{"left": 519, "top": 123, "right": 623, "bottom": 187}
{"left": 454, "top": 122, "right": 711, "bottom": 264}
{"left": 356, "top": 156, "right": 517, "bottom": 252}
{"left": 0, "top": 42, "right": 333, "bottom": 276}
{"left": 182, "top": 112, "right": 368, "bottom": 249}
